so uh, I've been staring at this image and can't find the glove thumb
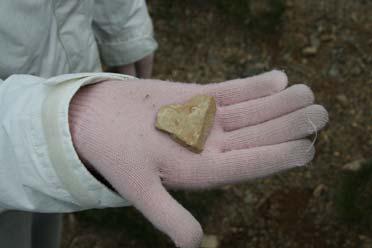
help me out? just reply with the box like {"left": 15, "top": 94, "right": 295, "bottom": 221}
{"left": 111, "top": 171, "right": 203, "bottom": 248}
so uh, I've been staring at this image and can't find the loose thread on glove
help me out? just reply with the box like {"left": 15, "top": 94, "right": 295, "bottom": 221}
{"left": 306, "top": 116, "right": 318, "bottom": 153}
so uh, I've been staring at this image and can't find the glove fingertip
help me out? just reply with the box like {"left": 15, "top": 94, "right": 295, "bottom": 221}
{"left": 268, "top": 69, "right": 288, "bottom": 91}
{"left": 174, "top": 221, "right": 203, "bottom": 248}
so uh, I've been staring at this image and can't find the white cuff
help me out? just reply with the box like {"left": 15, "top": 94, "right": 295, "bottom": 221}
{"left": 42, "top": 73, "right": 136, "bottom": 209}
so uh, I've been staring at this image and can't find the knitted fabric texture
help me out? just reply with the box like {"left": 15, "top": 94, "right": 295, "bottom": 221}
{"left": 68, "top": 70, "right": 328, "bottom": 248}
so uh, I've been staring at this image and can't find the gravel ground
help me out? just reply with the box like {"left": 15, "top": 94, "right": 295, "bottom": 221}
{"left": 62, "top": 1, "right": 372, "bottom": 247}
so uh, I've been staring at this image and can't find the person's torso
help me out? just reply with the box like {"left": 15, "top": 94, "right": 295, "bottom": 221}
{"left": 0, "top": 0, "right": 102, "bottom": 79}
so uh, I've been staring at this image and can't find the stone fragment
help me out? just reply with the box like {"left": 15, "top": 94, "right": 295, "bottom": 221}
{"left": 320, "top": 34, "right": 336, "bottom": 42}
{"left": 336, "top": 94, "right": 348, "bottom": 106}
{"left": 155, "top": 95, "right": 216, "bottom": 153}
{"left": 342, "top": 159, "right": 366, "bottom": 172}
{"left": 328, "top": 64, "right": 340, "bottom": 78}
{"left": 201, "top": 235, "right": 219, "bottom": 248}
{"left": 313, "top": 184, "right": 327, "bottom": 197}
{"left": 302, "top": 46, "right": 318, "bottom": 56}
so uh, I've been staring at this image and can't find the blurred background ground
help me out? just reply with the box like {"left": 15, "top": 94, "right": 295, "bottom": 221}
{"left": 62, "top": 0, "right": 372, "bottom": 247}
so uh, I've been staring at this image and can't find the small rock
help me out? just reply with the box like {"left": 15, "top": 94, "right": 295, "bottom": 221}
{"left": 351, "top": 12, "right": 358, "bottom": 22}
{"left": 336, "top": 94, "right": 348, "bottom": 106}
{"left": 359, "top": 235, "right": 372, "bottom": 248}
{"left": 320, "top": 34, "right": 336, "bottom": 42}
{"left": 201, "top": 235, "right": 219, "bottom": 248}
{"left": 286, "top": 0, "right": 294, "bottom": 7}
{"left": 283, "top": 53, "right": 292, "bottom": 61}
{"left": 302, "top": 46, "right": 318, "bottom": 56}
{"left": 342, "top": 159, "right": 365, "bottom": 172}
{"left": 359, "top": 235, "right": 368, "bottom": 240}
{"left": 313, "top": 184, "right": 327, "bottom": 197}
{"left": 310, "top": 34, "right": 320, "bottom": 49}
{"left": 333, "top": 151, "right": 340, "bottom": 157}
{"left": 156, "top": 95, "right": 216, "bottom": 153}
{"left": 328, "top": 64, "right": 340, "bottom": 78}
{"left": 244, "top": 190, "right": 257, "bottom": 204}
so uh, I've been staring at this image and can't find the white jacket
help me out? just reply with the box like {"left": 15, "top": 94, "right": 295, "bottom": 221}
{"left": 0, "top": 73, "right": 135, "bottom": 213}
{"left": 0, "top": 0, "right": 157, "bottom": 213}
{"left": 0, "top": 0, "right": 157, "bottom": 79}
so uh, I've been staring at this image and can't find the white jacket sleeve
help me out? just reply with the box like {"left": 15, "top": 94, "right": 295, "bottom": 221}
{"left": 92, "top": 0, "right": 158, "bottom": 66}
{"left": 0, "top": 73, "right": 134, "bottom": 213}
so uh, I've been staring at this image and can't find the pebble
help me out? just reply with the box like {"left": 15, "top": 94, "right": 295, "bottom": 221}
{"left": 320, "top": 34, "right": 335, "bottom": 42}
{"left": 310, "top": 34, "right": 320, "bottom": 49}
{"left": 336, "top": 94, "right": 348, "bottom": 106}
{"left": 155, "top": 95, "right": 216, "bottom": 153}
{"left": 328, "top": 64, "right": 340, "bottom": 77}
{"left": 313, "top": 184, "right": 327, "bottom": 197}
{"left": 342, "top": 159, "right": 365, "bottom": 172}
{"left": 302, "top": 46, "right": 318, "bottom": 56}
{"left": 201, "top": 235, "right": 219, "bottom": 248}
{"left": 244, "top": 190, "right": 257, "bottom": 204}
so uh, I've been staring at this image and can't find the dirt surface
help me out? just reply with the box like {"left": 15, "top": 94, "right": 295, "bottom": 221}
{"left": 62, "top": 1, "right": 372, "bottom": 247}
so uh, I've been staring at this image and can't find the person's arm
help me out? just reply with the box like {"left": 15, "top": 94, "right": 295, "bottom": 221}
{"left": 0, "top": 70, "right": 328, "bottom": 248}
{"left": 68, "top": 70, "right": 328, "bottom": 248}
{"left": 0, "top": 73, "right": 134, "bottom": 213}
{"left": 92, "top": 0, "right": 157, "bottom": 78}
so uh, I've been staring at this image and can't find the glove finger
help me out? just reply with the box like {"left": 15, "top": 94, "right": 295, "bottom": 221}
{"left": 135, "top": 53, "right": 154, "bottom": 79}
{"left": 219, "top": 84, "right": 315, "bottom": 131}
{"left": 114, "top": 174, "right": 203, "bottom": 248}
{"left": 202, "top": 70, "right": 288, "bottom": 106}
{"left": 164, "top": 139, "right": 314, "bottom": 189}
{"left": 221, "top": 104, "right": 328, "bottom": 151}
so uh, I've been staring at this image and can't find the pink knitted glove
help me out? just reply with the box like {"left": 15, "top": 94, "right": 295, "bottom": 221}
{"left": 68, "top": 70, "right": 328, "bottom": 248}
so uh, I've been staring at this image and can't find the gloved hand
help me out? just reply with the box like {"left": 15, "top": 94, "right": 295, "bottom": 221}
{"left": 108, "top": 53, "right": 154, "bottom": 79}
{"left": 68, "top": 70, "right": 328, "bottom": 248}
